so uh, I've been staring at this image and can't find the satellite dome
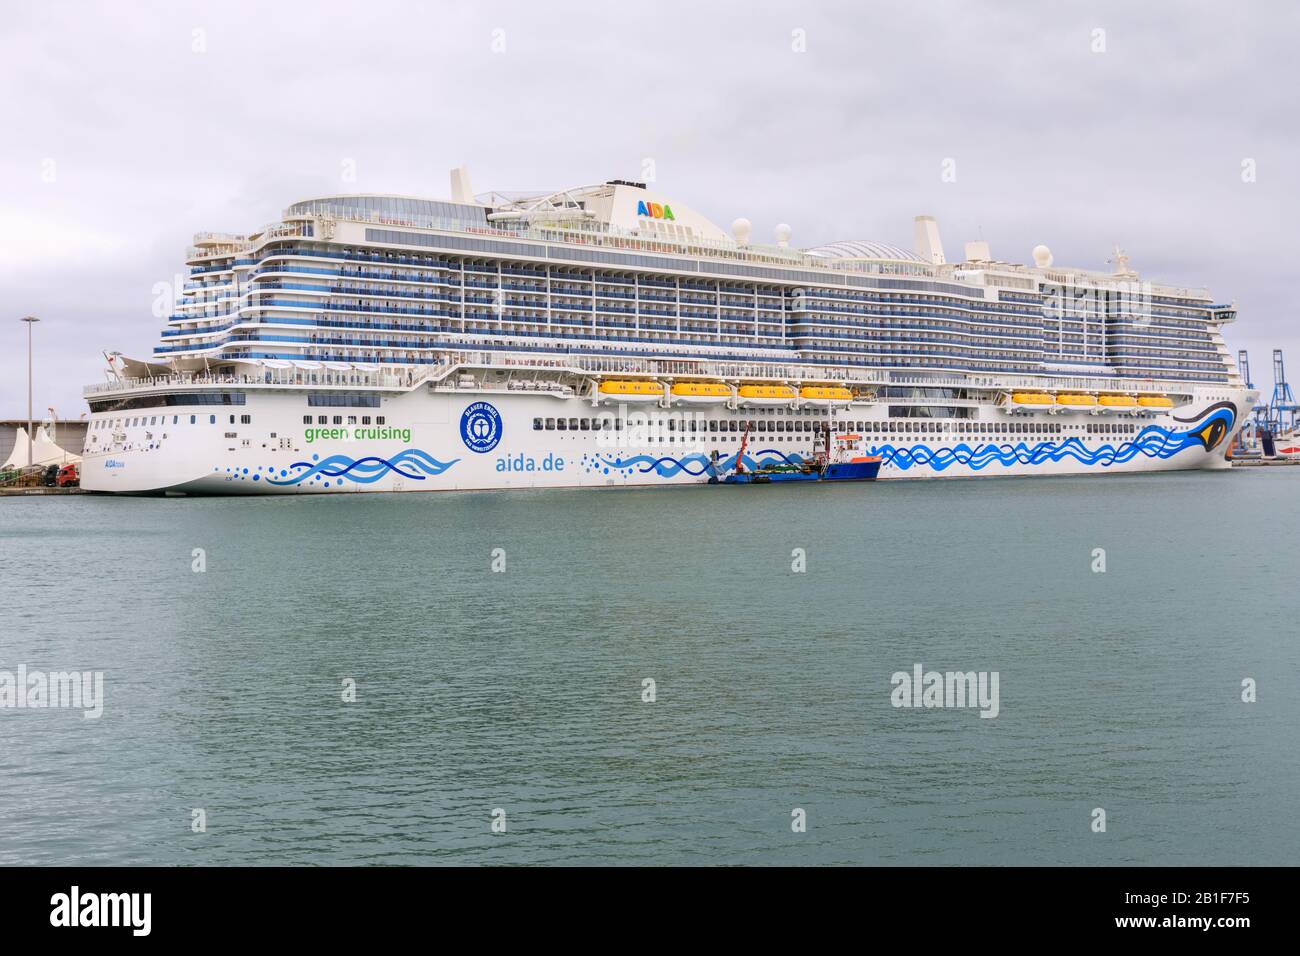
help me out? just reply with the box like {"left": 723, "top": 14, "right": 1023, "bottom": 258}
{"left": 731, "top": 218, "right": 752, "bottom": 244}
{"left": 1032, "top": 244, "right": 1053, "bottom": 267}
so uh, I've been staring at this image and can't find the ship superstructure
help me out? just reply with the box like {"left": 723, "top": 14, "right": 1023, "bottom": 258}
{"left": 81, "top": 170, "right": 1253, "bottom": 493}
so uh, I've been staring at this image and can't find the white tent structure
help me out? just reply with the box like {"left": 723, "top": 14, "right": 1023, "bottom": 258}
{"left": 1, "top": 422, "right": 83, "bottom": 470}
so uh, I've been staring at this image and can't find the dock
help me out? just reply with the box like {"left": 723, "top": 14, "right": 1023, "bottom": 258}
{"left": 1231, "top": 457, "right": 1300, "bottom": 467}
{"left": 0, "top": 486, "right": 87, "bottom": 496}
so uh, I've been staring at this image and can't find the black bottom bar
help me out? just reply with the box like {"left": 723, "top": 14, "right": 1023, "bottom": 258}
{"left": 0, "top": 866, "right": 1279, "bottom": 941}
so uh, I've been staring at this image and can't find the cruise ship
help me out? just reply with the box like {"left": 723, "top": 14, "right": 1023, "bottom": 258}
{"left": 81, "top": 170, "right": 1253, "bottom": 494}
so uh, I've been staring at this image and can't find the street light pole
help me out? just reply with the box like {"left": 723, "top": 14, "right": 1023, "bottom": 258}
{"left": 20, "top": 316, "right": 40, "bottom": 467}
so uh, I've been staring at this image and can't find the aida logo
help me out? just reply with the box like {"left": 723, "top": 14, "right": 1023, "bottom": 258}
{"left": 636, "top": 200, "right": 675, "bottom": 221}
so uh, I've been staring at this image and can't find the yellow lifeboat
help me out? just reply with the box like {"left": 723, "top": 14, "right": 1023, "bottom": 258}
{"left": 737, "top": 384, "right": 797, "bottom": 405}
{"left": 1011, "top": 392, "right": 1055, "bottom": 405}
{"left": 599, "top": 380, "right": 662, "bottom": 403}
{"left": 1056, "top": 394, "right": 1097, "bottom": 408}
{"left": 1098, "top": 395, "right": 1137, "bottom": 408}
{"left": 1137, "top": 396, "right": 1174, "bottom": 408}
{"left": 670, "top": 382, "right": 731, "bottom": 405}
{"left": 799, "top": 385, "right": 854, "bottom": 406}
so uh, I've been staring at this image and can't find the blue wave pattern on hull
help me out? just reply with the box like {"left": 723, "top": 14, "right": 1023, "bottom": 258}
{"left": 264, "top": 449, "right": 460, "bottom": 486}
{"left": 590, "top": 448, "right": 803, "bottom": 478}
{"left": 875, "top": 409, "right": 1234, "bottom": 473}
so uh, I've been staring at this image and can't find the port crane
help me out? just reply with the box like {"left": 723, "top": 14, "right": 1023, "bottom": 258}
{"left": 1237, "top": 350, "right": 1269, "bottom": 449}
{"left": 1268, "top": 349, "right": 1297, "bottom": 435}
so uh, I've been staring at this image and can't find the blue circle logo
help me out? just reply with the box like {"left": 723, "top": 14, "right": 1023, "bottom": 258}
{"left": 460, "top": 401, "right": 502, "bottom": 453}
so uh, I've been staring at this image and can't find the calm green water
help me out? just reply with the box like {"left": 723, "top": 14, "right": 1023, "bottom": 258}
{"left": 1, "top": 469, "right": 1297, "bottom": 866}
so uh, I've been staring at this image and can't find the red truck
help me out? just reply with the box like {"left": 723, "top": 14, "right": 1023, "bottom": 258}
{"left": 56, "top": 463, "right": 79, "bottom": 488}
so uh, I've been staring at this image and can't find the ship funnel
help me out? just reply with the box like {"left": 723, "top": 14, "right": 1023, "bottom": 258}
{"left": 913, "top": 215, "right": 946, "bottom": 265}
{"left": 450, "top": 166, "right": 474, "bottom": 204}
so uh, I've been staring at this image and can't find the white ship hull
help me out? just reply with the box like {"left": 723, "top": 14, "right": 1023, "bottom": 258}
{"left": 81, "top": 383, "right": 1250, "bottom": 495}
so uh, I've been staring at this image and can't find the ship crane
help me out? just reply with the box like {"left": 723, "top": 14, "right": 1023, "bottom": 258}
{"left": 734, "top": 422, "right": 751, "bottom": 475}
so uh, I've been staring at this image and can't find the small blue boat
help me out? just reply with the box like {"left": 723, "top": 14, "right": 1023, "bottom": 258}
{"left": 709, "top": 429, "right": 881, "bottom": 484}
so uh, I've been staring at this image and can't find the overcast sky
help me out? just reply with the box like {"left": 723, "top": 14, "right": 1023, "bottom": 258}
{"left": 2, "top": 0, "right": 1296, "bottom": 417}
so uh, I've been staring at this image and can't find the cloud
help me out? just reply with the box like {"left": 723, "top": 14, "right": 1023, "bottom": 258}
{"left": 1, "top": 0, "right": 1296, "bottom": 415}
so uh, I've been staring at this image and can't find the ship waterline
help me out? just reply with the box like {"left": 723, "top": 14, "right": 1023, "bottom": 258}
{"left": 81, "top": 173, "right": 1252, "bottom": 493}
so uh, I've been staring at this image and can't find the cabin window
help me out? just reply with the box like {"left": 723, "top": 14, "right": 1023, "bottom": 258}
{"left": 533, "top": 417, "right": 543, "bottom": 430}
{"left": 557, "top": 418, "right": 567, "bottom": 430}
{"left": 545, "top": 418, "right": 556, "bottom": 430}
{"left": 303, "top": 416, "right": 312, "bottom": 424}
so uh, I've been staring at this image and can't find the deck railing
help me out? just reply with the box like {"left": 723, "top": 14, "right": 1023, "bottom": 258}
{"left": 84, "top": 348, "right": 1211, "bottom": 402}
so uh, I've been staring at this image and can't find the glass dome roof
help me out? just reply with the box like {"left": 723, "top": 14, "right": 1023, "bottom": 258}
{"left": 804, "top": 239, "right": 925, "bottom": 263}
